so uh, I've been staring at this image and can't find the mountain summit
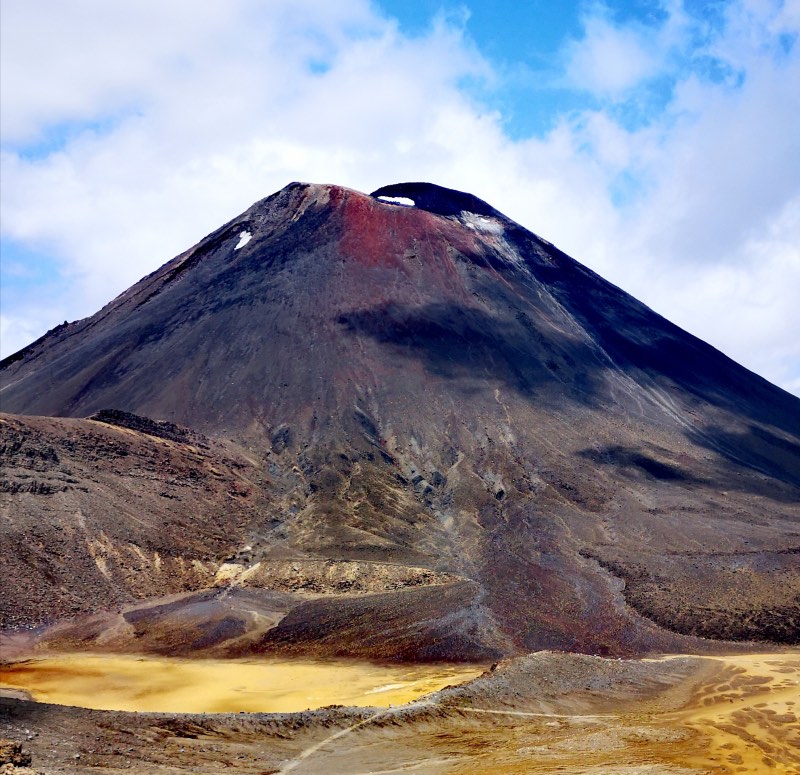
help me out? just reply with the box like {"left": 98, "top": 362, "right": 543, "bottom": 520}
{"left": 2, "top": 182, "right": 798, "bottom": 657}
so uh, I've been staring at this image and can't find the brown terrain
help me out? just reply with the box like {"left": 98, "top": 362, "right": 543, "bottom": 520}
{"left": 1, "top": 181, "right": 799, "bottom": 772}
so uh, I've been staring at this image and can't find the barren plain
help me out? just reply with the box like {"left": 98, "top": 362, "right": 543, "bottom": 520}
{"left": 2, "top": 649, "right": 798, "bottom": 773}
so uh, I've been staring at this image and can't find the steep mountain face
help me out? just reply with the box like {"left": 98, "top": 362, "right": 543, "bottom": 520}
{"left": 1, "top": 182, "right": 799, "bottom": 658}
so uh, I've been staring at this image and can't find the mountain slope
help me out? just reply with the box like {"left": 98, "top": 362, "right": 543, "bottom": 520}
{"left": 1, "top": 182, "right": 798, "bottom": 656}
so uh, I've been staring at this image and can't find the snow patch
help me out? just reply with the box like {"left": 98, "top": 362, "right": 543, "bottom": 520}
{"left": 461, "top": 212, "right": 504, "bottom": 235}
{"left": 234, "top": 230, "right": 252, "bottom": 250}
{"left": 377, "top": 195, "right": 415, "bottom": 207}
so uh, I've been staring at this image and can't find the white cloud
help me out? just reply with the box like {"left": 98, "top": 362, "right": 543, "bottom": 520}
{"left": 562, "top": 12, "right": 660, "bottom": 96}
{"left": 0, "top": 0, "right": 380, "bottom": 143}
{"left": 1, "top": 0, "right": 798, "bottom": 397}
{"left": 636, "top": 193, "right": 800, "bottom": 393}
{"left": 0, "top": 313, "right": 48, "bottom": 354}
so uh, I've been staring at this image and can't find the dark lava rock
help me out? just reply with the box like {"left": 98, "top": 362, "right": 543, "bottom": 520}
{"left": 90, "top": 409, "right": 205, "bottom": 445}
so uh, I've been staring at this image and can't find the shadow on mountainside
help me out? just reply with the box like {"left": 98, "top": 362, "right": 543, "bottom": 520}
{"left": 336, "top": 300, "right": 606, "bottom": 406}
{"left": 686, "top": 423, "right": 800, "bottom": 493}
{"left": 578, "top": 437, "right": 800, "bottom": 504}
{"left": 577, "top": 445, "right": 706, "bottom": 484}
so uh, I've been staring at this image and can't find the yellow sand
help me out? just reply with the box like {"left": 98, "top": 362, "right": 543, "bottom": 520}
{"left": 0, "top": 653, "right": 484, "bottom": 714}
{"left": 3, "top": 650, "right": 798, "bottom": 773}
{"left": 444, "top": 651, "right": 800, "bottom": 775}
{"left": 668, "top": 652, "right": 800, "bottom": 775}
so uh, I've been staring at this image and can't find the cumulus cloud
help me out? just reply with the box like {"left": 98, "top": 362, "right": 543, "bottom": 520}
{"left": 562, "top": 11, "right": 660, "bottom": 96}
{"left": 595, "top": 1, "right": 800, "bottom": 397}
{"left": 1, "top": 0, "right": 798, "bottom": 396}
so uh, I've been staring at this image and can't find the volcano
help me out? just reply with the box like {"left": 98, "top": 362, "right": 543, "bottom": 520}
{"left": 1, "top": 181, "right": 798, "bottom": 659}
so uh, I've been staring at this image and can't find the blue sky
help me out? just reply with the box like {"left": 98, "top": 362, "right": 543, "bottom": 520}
{"left": 1, "top": 0, "right": 799, "bottom": 395}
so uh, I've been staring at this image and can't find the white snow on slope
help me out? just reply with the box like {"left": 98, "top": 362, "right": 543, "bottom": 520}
{"left": 461, "top": 211, "right": 504, "bottom": 235}
{"left": 377, "top": 195, "right": 415, "bottom": 207}
{"left": 234, "top": 230, "right": 252, "bottom": 250}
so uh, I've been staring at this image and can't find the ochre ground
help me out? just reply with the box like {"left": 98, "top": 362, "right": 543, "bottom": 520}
{"left": 666, "top": 653, "right": 799, "bottom": 774}
{"left": 1, "top": 650, "right": 798, "bottom": 773}
{"left": 0, "top": 654, "right": 483, "bottom": 714}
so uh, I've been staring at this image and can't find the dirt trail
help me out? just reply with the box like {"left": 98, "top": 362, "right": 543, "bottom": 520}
{"left": 458, "top": 707, "right": 615, "bottom": 720}
{"left": 277, "top": 707, "right": 401, "bottom": 773}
